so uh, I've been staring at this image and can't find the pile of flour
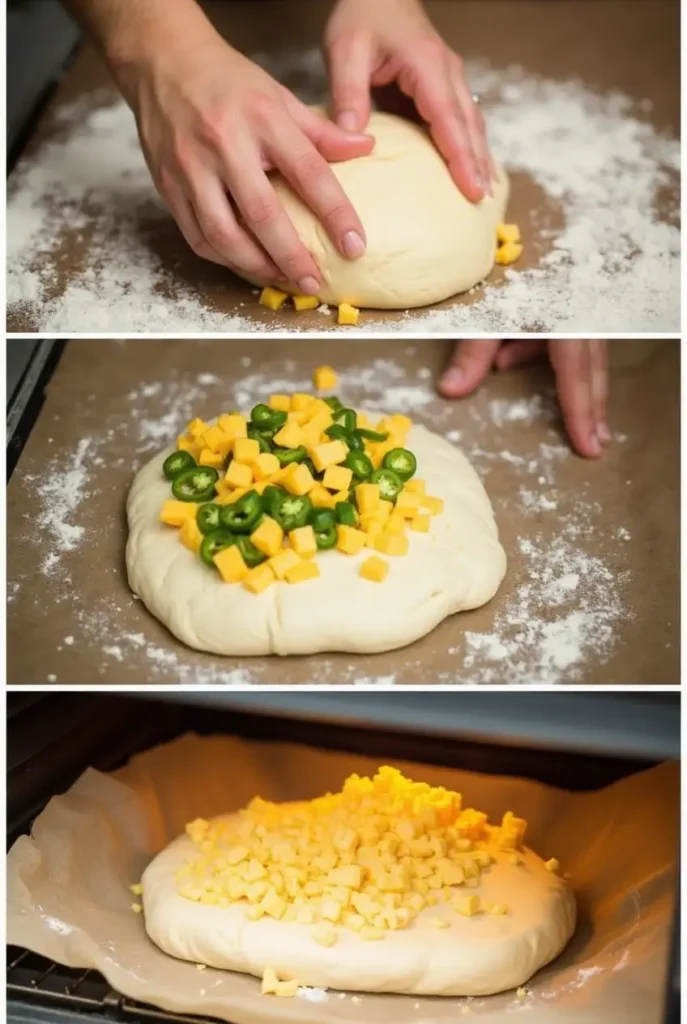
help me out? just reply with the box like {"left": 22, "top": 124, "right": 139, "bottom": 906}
{"left": 12, "top": 354, "right": 634, "bottom": 684}
{"left": 7, "top": 53, "right": 679, "bottom": 332}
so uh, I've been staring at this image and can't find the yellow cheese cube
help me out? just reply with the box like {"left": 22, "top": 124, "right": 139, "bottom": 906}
{"left": 313, "top": 365, "right": 337, "bottom": 391}
{"left": 395, "top": 491, "right": 422, "bottom": 517}
{"left": 322, "top": 464, "right": 353, "bottom": 492}
{"left": 309, "top": 484, "right": 335, "bottom": 508}
{"left": 252, "top": 479, "right": 270, "bottom": 494}
{"left": 331, "top": 490, "right": 351, "bottom": 506}
{"left": 289, "top": 525, "right": 317, "bottom": 558}
{"left": 283, "top": 462, "right": 315, "bottom": 496}
{"left": 284, "top": 560, "right": 320, "bottom": 584}
{"left": 213, "top": 545, "right": 248, "bottom": 583}
{"left": 495, "top": 241, "right": 523, "bottom": 266}
{"left": 200, "top": 424, "right": 226, "bottom": 453}
{"left": 252, "top": 452, "right": 281, "bottom": 480}
{"left": 422, "top": 495, "right": 444, "bottom": 515}
{"left": 363, "top": 520, "right": 384, "bottom": 543}
{"left": 180, "top": 516, "right": 203, "bottom": 554}
{"left": 260, "top": 286, "right": 288, "bottom": 310}
{"left": 261, "top": 968, "right": 280, "bottom": 995}
{"left": 273, "top": 421, "right": 305, "bottom": 448}
{"left": 312, "top": 923, "right": 337, "bottom": 947}
{"left": 160, "top": 500, "right": 199, "bottom": 527}
{"left": 177, "top": 435, "right": 200, "bottom": 457}
{"left": 545, "top": 858, "right": 560, "bottom": 873}
{"left": 186, "top": 417, "right": 207, "bottom": 439}
{"left": 291, "top": 393, "right": 314, "bottom": 412}
{"left": 269, "top": 394, "right": 291, "bottom": 412}
{"left": 311, "top": 440, "right": 348, "bottom": 472}
{"left": 243, "top": 563, "right": 275, "bottom": 594}
{"left": 410, "top": 514, "right": 431, "bottom": 533}
{"left": 356, "top": 413, "right": 372, "bottom": 429}
{"left": 304, "top": 397, "right": 333, "bottom": 419}
{"left": 373, "top": 533, "right": 409, "bottom": 556}
{"left": 385, "top": 514, "right": 406, "bottom": 536}
{"left": 286, "top": 409, "right": 310, "bottom": 426}
{"left": 268, "top": 549, "right": 302, "bottom": 580}
{"left": 267, "top": 466, "right": 291, "bottom": 484}
{"left": 338, "top": 302, "right": 359, "bottom": 325}
{"left": 274, "top": 980, "right": 299, "bottom": 998}
{"left": 360, "top": 926, "right": 384, "bottom": 940}
{"left": 224, "top": 461, "right": 253, "bottom": 488}
{"left": 355, "top": 483, "right": 381, "bottom": 513}
{"left": 218, "top": 414, "right": 248, "bottom": 441}
{"left": 404, "top": 478, "right": 426, "bottom": 495}
{"left": 455, "top": 895, "right": 480, "bottom": 917}
{"left": 198, "top": 448, "right": 224, "bottom": 469}
{"left": 233, "top": 437, "right": 261, "bottom": 464}
{"left": 497, "top": 223, "right": 521, "bottom": 245}
{"left": 218, "top": 486, "right": 248, "bottom": 505}
{"left": 250, "top": 516, "right": 284, "bottom": 557}
{"left": 360, "top": 556, "right": 389, "bottom": 582}
{"left": 293, "top": 294, "right": 319, "bottom": 312}
{"left": 336, "top": 525, "right": 367, "bottom": 555}
{"left": 368, "top": 441, "right": 393, "bottom": 469}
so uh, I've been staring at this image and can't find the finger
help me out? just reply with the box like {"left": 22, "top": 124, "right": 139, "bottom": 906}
{"left": 495, "top": 340, "right": 547, "bottom": 370}
{"left": 589, "top": 340, "right": 611, "bottom": 444}
{"left": 549, "top": 341, "right": 602, "bottom": 458}
{"left": 285, "top": 94, "right": 375, "bottom": 162}
{"left": 268, "top": 122, "right": 367, "bottom": 261}
{"left": 449, "top": 53, "right": 492, "bottom": 196}
{"left": 161, "top": 177, "right": 229, "bottom": 268}
{"left": 325, "top": 31, "right": 373, "bottom": 132}
{"left": 438, "top": 339, "right": 503, "bottom": 396}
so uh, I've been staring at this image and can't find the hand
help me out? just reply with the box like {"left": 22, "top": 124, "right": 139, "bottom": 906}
{"left": 122, "top": 25, "right": 374, "bottom": 290}
{"left": 439, "top": 340, "right": 610, "bottom": 458}
{"left": 325, "top": 0, "right": 490, "bottom": 201}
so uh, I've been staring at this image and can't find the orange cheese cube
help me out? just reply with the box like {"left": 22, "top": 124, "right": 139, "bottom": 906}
{"left": 224, "top": 461, "right": 253, "bottom": 489}
{"left": 269, "top": 394, "right": 291, "bottom": 412}
{"left": 323, "top": 464, "right": 353, "bottom": 492}
{"left": 283, "top": 462, "right": 315, "bottom": 496}
{"left": 293, "top": 294, "right": 319, "bottom": 311}
{"left": 218, "top": 414, "right": 248, "bottom": 441}
{"left": 497, "top": 223, "right": 521, "bottom": 245}
{"left": 313, "top": 365, "right": 337, "bottom": 391}
{"left": 331, "top": 490, "right": 351, "bottom": 506}
{"left": 360, "top": 555, "right": 389, "bottom": 582}
{"left": 355, "top": 483, "right": 381, "bottom": 514}
{"left": 214, "top": 478, "right": 231, "bottom": 495}
{"left": 309, "top": 484, "right": 335, "bottom": 508}
{"left": 186, "top": 417, "right": 207, "bottom": 439}
{"left": 243, "top": 563, "right": 276, "bottom": 594}
{"left": 180, "top": 517, "right": 203, "bottom": 554}
{"left": 404, "top": 479, "right": 426, "bottom": 495}
{"left": 336, "top": 525, "right": 367, "bottom": 555}
{"left": 176, "top": 435, "right": 200, "bottom": 457}
{"left": 250, "top": 516, "right": 284, "bottom": 557}
{"left": 160, "top": 500, "right": 199, "bottom": 527}
{"left": 289, "top": 525, "right": 317, "bottom": 558}
{"left": 259, "top": 286, "right": 288, "bottom": 310}
{"left": 233, "top": 438, "right": 261, "bottom": 464}
{"left": 198, "top": 448, "right": 224, "bottom": 469}
{"left": 252, "top": 452, "right": 281, "bottom": 480}
{"left": 213, "top": 545, "right": 248, "bottom": 583}
{"left": 273, "top": 421, "right": 305, "bottom": 448}
{"left": 373, "top": 533, "right": 409, "bottom": 556}
{"left": 284, "top": 560, "right": 321, "bottom": 584}
{"left": 495, "top": 241, "right": 523, "bottom": 266}
{"left": 422, "top": 495, "right": 444, "bottom": 515}
{"left": 338, "top": 302, "right": 359, "bottom": 325}
{"left": 311, "top": 440, "right": 348, "bottom": 472}
{"left": 200, "top": 424, "right": 227, "bottom": 453}
{"left": 410, "top": 514, "right": 431, "bottom": 533}
{"left": 267, "top": 466, "right": 291, "bottom": 485}
{"left": 268, "top": 549, "right": 302, "bottom": 580}
{"left": 395, "top": 491, "right": 422, "bottom": 517}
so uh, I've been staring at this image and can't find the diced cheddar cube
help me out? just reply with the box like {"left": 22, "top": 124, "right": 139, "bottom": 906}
{"left": 363, "top": 520, "right": 384, "bottom": 543}
{"left": 360, "top": 926, "right": 384, "bottom": 940}
{"left": 395, "top": 491, "right": 422, "bottom": 517}
{"left": 252, "top": 452, "right": 281, "bottom": 480}
{"left": 309, "top": 484, "right": 335, "bottom": 508}
{"left": 336, "top": 525, "right": 367, "bottom": 555}
{"left": 322, "top": 464, "right": 353, "bottom": 492}
{"left": 495, "top": 241, "right": 523, "bottom": 266}
{"left": 269, "top": 394, "right": 291, "bottom": 412}
{"left": 284, "top": 560, "right": 320, "bottom": 584}
{"left": 198, "top": 448, "right": 224, "bottom": 469}
{"left": 455, "top": 895, "right": 480, "bottom": 917}
{"left": 261, "top": 968, "right": 280, "bottom": 995}
{"left": 213, "top": 545, "right": 248, "bottom": 583}
{"left": 273, "top": 421, "right": 305, "bottom": 448}
{"left": 410, "top": 514, "right": 431, "bottom": 533}
{"left": 186, "top": 418, "right": 207, "bottom": 439}
{"left": 180, "top": 516, "right": 203, "bottom": 554}
{"left": 488, "top": 904, "right": 508, "bottom": 915}
{"left": 283, "top": 462, "right": 315, "bottom": 496}
{"left": 367, "top": 441, "right": 392, "bottom": 469}
{"left": 224, "top": 461, "right": 253, "bottom": 489}
{"left": 200, "top": 424, "right": 226, "bottom": 453}
{"left": 268, "top": 549, "right": 302, "bottom": 580}
{"left": 267, "top": 466, "right": 291, "bottom": 484}
{"left": 286, "top": 409, "right": 310, "bottom": 426}
{"left": 422, "top": 495, "right": 444, "bottom": 515}
{"left": 232, "top": 437, "right": 260, "bottom": 464}
{"left": 321, "top": 898, "right": 343, "bottom": 923}
{"left": 545, "top": 858, "right": 560, "bottom": 873}
{"left": 313, "top": 365, "right": 337, "bottom": 391}
{"left": 292, "top": 294, "right": 319, "bottom": 312}
{"left": 243, "top": 563, "right": 275, "bottom": 594}
{"left": 214, "top": 478, "right": 230, "bottom": 495}
{"left": 497, "top": 223, "right": 521, "bottom": 245}
{"left": 250, "top": 517, "right": 284, "bottom": 558}
{"left": 385, "top": 514, "right": 406, "bottom": 536}
{"left": 274, "top": 980, "right": 299, "bottom": 998}
{"left": 310, "top": 439, "right": 348, "bottom": 472}
{"left": 312, "top": 923, "right": 337, "bottom": 947}
{"left": 219, "top": 486, "right": 248, "bottom": 504}
{"left": 331, "top": 490, "right": 351, "bottom": 506}
{"left": 177, "top": 435, "right": 200, "bottom": 457}
{"left": 160, "top": 500, "right": 199, "bottom": 527}
{"left": 291, "top": 393, "right": 314, "bottom": 412}
{"left": 218, "top": 414, "right": 248, "bottom": 441}
{"left": 289, "top": 525, "right": 317, "bottom": 558}
{"left": 252, "top": 479, "right": 271, "bottom": 494}
{"left": 404, "top": 478, "right": 426, "bottom": 495}
{"left": 355, "top": 483, "right": 381, "bottom": 514}
{"left": 260, "top": 286, "right": 288, "bottom": 310}
{"left": 373, "top": 533, "right": 409, "bottom": 556}
{"left": 338, "top": 302, "right": 359, "bottom": 326}
{"left": 360, "top": 556, "right": 389, "bottom": 582}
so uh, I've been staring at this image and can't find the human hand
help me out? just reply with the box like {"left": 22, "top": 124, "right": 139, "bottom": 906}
{"left": 122, "top": 24, "right": 374, "bottom": 290}
{"left": 325, "top": 0, "right": 490, "bottom": 202}
{"left": 438, "top": 340, "right": 610, "bottom": 458}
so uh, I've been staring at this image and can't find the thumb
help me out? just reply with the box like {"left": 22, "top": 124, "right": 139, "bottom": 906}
{"left": 327, "top": 32, "right": 373, "bottom": 133}
{"left": 438, "top": 340, "right": 503, "bottom": 397}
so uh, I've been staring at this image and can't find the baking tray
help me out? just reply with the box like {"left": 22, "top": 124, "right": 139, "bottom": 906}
{"left": 6, "top": 338, "right": 680, "bottom": 685}
{"left": 6, "top": 0, "right": 680, "bottom": 334}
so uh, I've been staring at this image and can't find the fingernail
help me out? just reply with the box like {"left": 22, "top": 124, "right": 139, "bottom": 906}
{"left": 590, "top": 434, "right": 602, "bottom": 456}
{"left": 297, "top": 275, "right": 320, "bottom": 296}
{"left": 440, "top": 367, "right": 464, "bottom": 392}
{"left": 341, "top": 230, "right": 365, "bottom": 259}
{"left": 338, "top": 110, "right": 359, "bottom": 132}
{"left": 597, "top": 421, "right": 612, "bottom": 444}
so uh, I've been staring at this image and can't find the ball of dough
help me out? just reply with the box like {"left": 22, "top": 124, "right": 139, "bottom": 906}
{"left": 126, "top": 422, "right": 506, "bottom": 656}
{"left": 257, "top": 111, "right": 509, "bottom": 309}
{"left": 142, "top": 819, "right": 576, "bottom": 997}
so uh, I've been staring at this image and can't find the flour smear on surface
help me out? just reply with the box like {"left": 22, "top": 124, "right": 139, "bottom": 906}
{"left": 7, "top": 52, "right": 679, "bottom": 332}
{"left": 13, "top": 357, "right": 633, "bottom": 684}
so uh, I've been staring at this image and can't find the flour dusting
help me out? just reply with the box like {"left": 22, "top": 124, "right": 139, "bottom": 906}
{"left": 7, "top": 52, "right": 678, "bottom": 332}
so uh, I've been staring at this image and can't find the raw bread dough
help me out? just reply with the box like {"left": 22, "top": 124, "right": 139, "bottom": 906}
{"left": 142, "top": 819, "right": 576, "bottom": 996}
{"left": 255, "top": 111, "right": 509, "bottom": 309}
{"left": 126, "top": 422, "right": 506, "bottom": 656}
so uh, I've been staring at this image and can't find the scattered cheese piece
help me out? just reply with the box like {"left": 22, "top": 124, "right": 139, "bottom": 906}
{"left": 284, "top": 560, "right": 321, "bottom": 584}
{"left": 313, "top": 365, "right": 337, "bottom": 390}
{"left": 273, "top": 421, "right": 305, "bottom": 449}
{"left": 260, "top": 286, "right": 288, "bottom": 310}
{"left": 268, "top": 548, "right": 302, "bottom": 581}
{"left": 282, "top": 462, "right": 315, "bottom": 496}
{"left": 131, "top": 903, "right": 143, "bottom": 914}
{"left": 421, "top": 495, "right": 444, "bottom": 515}
{"left": 252, "top": 452, "right": 281, "bottom": 480}
{"left": 495, "top": 241, "right": 523, "bottom": 266}
{"left": 410, "top": 514, "right": 431, "bottom": 533}
{"left": 180, "top": 516, "right": 203, "bottom": 554}
{"left": 497, "top": 223, "right": 521, "bottom": 245}
{"left": 293, "top": 294, "right": 320, "bottom": 311}
{"left": 338, "top": 302, "right": 359, "bottom": 325}
{"left": 336, "top": 525, "right": 367, "bottom": 555}
{"left": 275, "top": 980, "right": 300, "bottom": 998}
{"left": 312, "top": 923, "right": 337, "bottom": 947}
{"left": 261, "top": 967, "right": 280, "bottom": 995}
{"left": 545, "top": 858, "right": 560, "bottom": 873}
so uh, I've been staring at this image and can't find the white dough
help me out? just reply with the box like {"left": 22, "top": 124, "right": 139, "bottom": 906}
{"left": 256, "top": 111, "right": 509, "bottom": 309}
{"left": 142, "top": 818, "right": 576, "bottom": 997}
{"left": 126, "top": 423, "right": 506, "bottom": 656}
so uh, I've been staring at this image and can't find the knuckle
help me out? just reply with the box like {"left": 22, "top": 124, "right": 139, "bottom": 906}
{"left": 243, "top": 194, "right": 278, "bottom": 229}
{"left": 420, "top": 34, "right": 446, "bottom": 61}
{"left": 196, "top": 109, "right": 228, "bottom": 149}
{"left": 248, "top": 92, "right": 280, "bottom": 129}
{"left": 291, "top": 151, "right": 327, "bottom": 190}
{"left": 203, "top": 218, "right": 236, "bottom": 252}
{"left": 322, "top": 200, "right": 352, "bottom": 231}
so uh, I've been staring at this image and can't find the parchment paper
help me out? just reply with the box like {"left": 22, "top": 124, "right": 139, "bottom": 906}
{"left": 7, "top": 339, "right": 679, "bottom": 685}
{"left": 7, "top": 735, "right": 678, "bottom": 1024}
